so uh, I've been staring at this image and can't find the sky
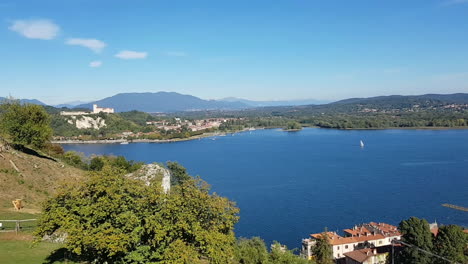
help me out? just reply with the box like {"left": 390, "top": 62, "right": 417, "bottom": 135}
{"left": 1, "top": 0, "right": 468, "bottom": 105}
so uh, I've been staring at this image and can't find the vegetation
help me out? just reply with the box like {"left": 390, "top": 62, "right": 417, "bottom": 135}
{"left": 433, "top": 225, "right": 467, "bottom": 264}
{"left": 397, "top": 217, "right": 434, "bottom": 264}
{"left": 234, "top": 237, "right": 310, "bottom": 264}
{"left": 0, "top": 240, "right": 63, "bottom": 264}
{"left": 285, "top": 121, "right": 302, "bottom": 131}
{"left": 311, "top": 230, "right": 333, "bottom": 264}
{"left": 0, "top": 101, "right": 52, "bottom": 149}
{"left": 34, "top": 163, "right": 240, "bottom": 263}
{"left": 396, "top": 217, "right": 468, "bottom": 264}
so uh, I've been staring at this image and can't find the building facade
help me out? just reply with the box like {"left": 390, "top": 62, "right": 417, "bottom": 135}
{"left": 93, "top": 104, "right": 114, "bottom": 114}
{"left": 301, "top": 222, "right": 401, "bottom": 261}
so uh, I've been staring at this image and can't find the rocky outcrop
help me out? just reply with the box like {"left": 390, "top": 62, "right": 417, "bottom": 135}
{"left": 126, "top": 163, "right": 171, "bottom": 193}
{"left": 66, "top": 115, "right": 107, "bottom": 130}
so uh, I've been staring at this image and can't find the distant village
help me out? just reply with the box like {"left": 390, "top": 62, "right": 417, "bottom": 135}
{"left": 145, "top": 117, "right": 229, "bottom": 132}
{"left": 58, "top": 104, "right": 237, "bottom": 140}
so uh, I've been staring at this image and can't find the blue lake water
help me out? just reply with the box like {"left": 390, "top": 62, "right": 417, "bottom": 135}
{"left": 62, "top": 128, "right": 468, "bottom": 249}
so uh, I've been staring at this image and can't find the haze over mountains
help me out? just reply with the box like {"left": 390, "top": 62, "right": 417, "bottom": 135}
{"left": 0, "top": 96, "right": 46, "bottom": 105}
{"left": 2, "top": 92, "right": 468, "bottom": 113}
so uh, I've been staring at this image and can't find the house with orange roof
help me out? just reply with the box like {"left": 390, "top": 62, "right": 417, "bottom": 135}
{"left": 301, "top": 222, "right": 401, "bottom": 261}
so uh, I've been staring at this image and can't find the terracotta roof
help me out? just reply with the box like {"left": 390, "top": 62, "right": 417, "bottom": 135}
{"left": 310, "top": 222, "right": 400, "bottom": 246}
{"left": 344, "top": 248, "right": 377, "bottom": 263}
{"left": 311, "top": 232, "right": 386, "bottom": 246}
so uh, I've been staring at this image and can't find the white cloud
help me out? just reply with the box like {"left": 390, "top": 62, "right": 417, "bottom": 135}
{"left": 165, "top": 51, "right": 187, "bottom": 57}
{"left": 9, "top": 19, "right": 60, "bottom": 40}
{"left": 89, "top": 61, "right": 102, "bottom": 68}
{"left": 115, "top": 50, "right": 148, "bottom": 59}
{"left": 66, "top": 38, "right": 106, "bottom": 53}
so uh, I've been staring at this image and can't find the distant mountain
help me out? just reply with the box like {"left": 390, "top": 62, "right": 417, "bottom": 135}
{"left": 0, "top": 97, "right": 46, "bottom": 105}
{"left": 221, "top": 97, "right": 328, "bottom": 107}
{"left": 75, "top": 92, "right": 249, "bottom": 112}
{"left": 332, "top": 93, "right": 468, "bottom": 108}
{"left": 54, "top": 101, "right": 89, "bottom": 108}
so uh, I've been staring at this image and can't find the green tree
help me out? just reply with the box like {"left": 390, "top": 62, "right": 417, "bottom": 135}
{"left": 285, "top": 121, "right": 302, "bottom": 130}
{"left": 397, "top": 217, "right": 434, "bottom": 264}
{"left": 89, "top": 156, "right": 105, "bottom": 171}
{"left": 433, "top": 225, "right": 467, "bottom": 264}
{"left": 269, "top": 242, "right": 310, "bottom": 264}
{"left": 167, "top": 161, "right": 191, "bottom": 185}
{"left": 311, "top": 230, "right": 333, "bottom": 264}
{"left": 35, "top": 163, "right": 239, "bottom": 263}
{"left": 235, "top": 237, "right": 269, "bottom": 264}
{"left": 0, "top": 101, "right": 52, "bottom": 149}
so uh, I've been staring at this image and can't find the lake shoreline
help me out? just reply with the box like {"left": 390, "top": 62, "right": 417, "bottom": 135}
{"left": 53, "top": 126, "right": 468, "bottom": 144}
{"left": 53, "top": 128, "right": 261, "bottom": 144}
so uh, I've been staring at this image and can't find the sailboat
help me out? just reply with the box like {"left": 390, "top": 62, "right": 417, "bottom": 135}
{"left": 360, "top": 140, "right": 364, "bottom": 148}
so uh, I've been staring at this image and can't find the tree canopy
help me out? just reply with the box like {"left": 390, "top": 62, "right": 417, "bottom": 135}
{"left": 311, "top": 230, "right": 333, "bottom": 264}
{"left": 0, "top": 101, "right": 52, "bottom": 148}
{"left": 433, "top": 225, "right": 467, "bottom": 264}
{"left": 397, "top": 217, "right": 434, "bottom": 264}
{"left": 35, "top": 163, "right": 239, "bottom": 263}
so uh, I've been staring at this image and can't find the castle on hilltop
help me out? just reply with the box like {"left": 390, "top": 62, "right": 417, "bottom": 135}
{"left": 93, "top": 104, "right": 114, "bottom": 114}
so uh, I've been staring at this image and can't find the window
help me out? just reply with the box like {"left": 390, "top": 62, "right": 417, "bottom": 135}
{"left": 379, "top": 241, "right": 383, "bottom": 245}
{"left": 345, "top": 245, "right": 348, "bottom": 249}
{"left": 337, "top": 246, "right": 340, "bottom": 250}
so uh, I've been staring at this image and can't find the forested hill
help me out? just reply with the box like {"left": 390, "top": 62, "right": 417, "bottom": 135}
{"left": 331, "top": 93, "right": 468, "bottom": 109}
{"left": 75, "top": 92, "right": 248, "bottom": 112}
{"left": 174, "top": 93, "right": 468, "bottom": 129}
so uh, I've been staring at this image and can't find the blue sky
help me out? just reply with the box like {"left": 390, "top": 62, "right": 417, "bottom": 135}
{"left": 1, "top": 0, "right": 468, "bottom": 104}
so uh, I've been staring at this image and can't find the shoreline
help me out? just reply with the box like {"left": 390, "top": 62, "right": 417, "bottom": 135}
{"left": 52, "top": 126, "right": 468, "bottom": 144}
{"left": 52, "top": 128, "right": 259, "bottom": 144}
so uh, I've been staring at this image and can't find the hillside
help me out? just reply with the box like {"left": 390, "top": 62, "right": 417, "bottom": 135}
{"left": 0, "top": 143, "right": 85, "bottom": 210}
{"left": 220, "top": 97, "right": 328, "bottom": 106}
{"left": 0, "top": 97, "right": 46, "bottom": 106}
{"left": 75, "top": 92, "right": 249, "bottom": 112}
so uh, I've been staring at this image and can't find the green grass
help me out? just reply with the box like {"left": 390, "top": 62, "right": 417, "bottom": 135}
{"left": 0, "top": 211, "right": 40, "bottom": 233}
{"left": 0, "top": 240, "right": 66, "bottom": 264}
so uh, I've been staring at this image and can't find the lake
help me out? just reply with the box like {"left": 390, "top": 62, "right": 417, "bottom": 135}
{"left": 62, "top": 128, "right": 468, "bottom": 249}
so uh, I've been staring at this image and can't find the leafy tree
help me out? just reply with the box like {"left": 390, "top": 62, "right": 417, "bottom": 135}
{"left": 269, "top": 242, "right": 310, "bottom": 264}
{"left": 167, "top": 161, "right": 191, "bottom": 185}
{"left": 235, "top": 237, "right": 269, "bottom": 264}
{"left": 311, "top": 230, "right": 333, "bottom": 264}
{"left": 397, "top": 217, "right": 434, "bottom": 264}
{"left": 89, "top": 156, "right": 104, "bottom": 171}
{"left": 285, "top": 121, "right": 302, "bottom": 130}
{"left": 110, "top": 156, "right": 143, "bottom": 173}
{"left": 433, "top": 225, "right": 467, "bottom": 264}
{"left": 0, "top": 101, "right": 52, "bottom": 148}
{"left": 62, "top": 151, "right": 88, "bottom": 170}
{"left": 35, "top": 163, "right": 239, "bottom": 263}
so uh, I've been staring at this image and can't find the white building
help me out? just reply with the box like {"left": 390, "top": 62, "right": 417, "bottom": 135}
{"left": 93, "top": 104, "right": 114, "bottom": 114}
{"left": 301, "top": 222, "right": 401, "bottom": 261}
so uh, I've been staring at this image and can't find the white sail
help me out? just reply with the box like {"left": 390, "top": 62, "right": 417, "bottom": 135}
{"left": 360, "top": 140, "right": 364, "bottom": 148}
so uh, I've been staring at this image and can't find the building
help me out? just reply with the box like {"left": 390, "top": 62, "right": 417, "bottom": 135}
{"left": 343, "top": 247, "right": 389, "bottom": 264}
{"left": 93, "top": 104, "right": 114, "bottom": 114}
{"left": 302, "top": 222, "right": 401, "bottom": 261}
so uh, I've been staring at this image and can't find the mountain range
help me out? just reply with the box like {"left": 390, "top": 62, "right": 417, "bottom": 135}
{"left": 0, "top": 97, "right": 46, "bottom": 105}
{"left": 74, "top": 92, "right": 249, "bottom": 112}
{"left": 2, "top": 92, "right": 468, "bottom": 113}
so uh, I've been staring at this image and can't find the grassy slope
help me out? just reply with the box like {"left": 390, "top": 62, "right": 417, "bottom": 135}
{"left": 0, "top": 240, "right": 64, "bottom": 264}
{"left": 0, "top": 149, "right": 85, "bottom": 210}
{"left": 0, "top": 148, "right": 85, "bottom": 263}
